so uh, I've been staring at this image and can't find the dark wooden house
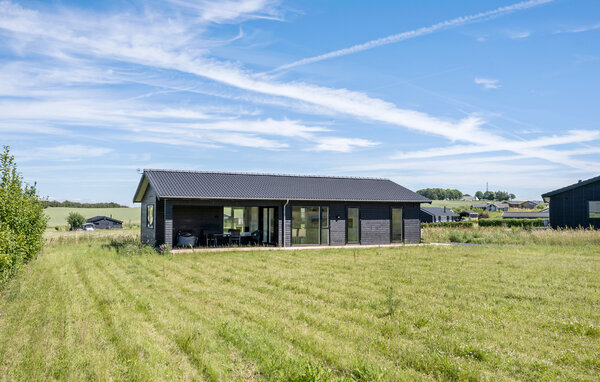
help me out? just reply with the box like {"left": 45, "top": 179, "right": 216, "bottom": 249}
{"left": 419, "top": 206, "right": 460, "bottom": 223}
{"left": 542, "top": 175, "right": 600, "bottom": 229}
{"left": 133, "top": 170, "right": 431, "bottom": 247}
{"left": 86, "top": 216, "right": 123, "bottom": 229}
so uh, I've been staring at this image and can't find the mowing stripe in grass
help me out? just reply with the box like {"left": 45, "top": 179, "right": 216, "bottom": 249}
{"left": 92, "top": 257, "right": 226, "bottom": 382}
{"left": 123, "top": 252, "right": 427, "bottom": 380}
{"left": 74, "top": 257, "right": 154, "bottom": 381}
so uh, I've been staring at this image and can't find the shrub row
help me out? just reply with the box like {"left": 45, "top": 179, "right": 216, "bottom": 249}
{"left": 421, "top": 221, "right": 474, "bottom": 228}
{"left": 478, "top": 218, "right": 545, "bottom": 228}
{"left": 0, "top": 147, "right": 47, "bottom": 288}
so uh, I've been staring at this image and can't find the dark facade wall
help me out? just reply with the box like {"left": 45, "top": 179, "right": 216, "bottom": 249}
{"left": 282, "top": 201, "right": 422, "bottom": 246}
{"left": 144, "top": 197, "right": 424, "bottom": 247}
{"left": 156, "top": 199, "right": 165, "bottom": 245}
{"left": 164, "top": 199, "right": 283, "bottom": 247}
{"left": 419, "top": 210, "right": 434, "bottom": 223}
{"left": 548, "top": 181, "right": 600, "bottom": 229}
{"left": 172, "top": 205, "right": 222, "bottom": 245}
{"left": 140, "top": 184, "right": 157, "bottom": 245}
{"left": 359, "top": 204, "right": 391, "bottom": 245}
{"left": 402, "top": 203, "right": 421, "bottom": 244}
{"left": 329, "top": 203, "right": 346, "bottom": 246}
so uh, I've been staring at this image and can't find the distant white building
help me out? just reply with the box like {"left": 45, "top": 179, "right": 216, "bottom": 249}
{"left": 460, "top": 195, "right": 478, "bottom": 201}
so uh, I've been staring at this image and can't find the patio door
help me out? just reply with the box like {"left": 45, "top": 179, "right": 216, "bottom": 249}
{"left": 262, "top": 207, "right": 276, "bottom": 244}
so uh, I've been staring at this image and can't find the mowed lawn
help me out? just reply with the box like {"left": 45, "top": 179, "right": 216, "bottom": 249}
{"left": 0, "top": 236, "right": 599, "bottom": 381}
{"left": 44, "top": 207, "right": 140, "bottom": 226}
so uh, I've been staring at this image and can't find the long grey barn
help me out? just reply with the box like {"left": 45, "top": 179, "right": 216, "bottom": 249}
{"left": 133, "top": 170, "right": 430, "bottom": 247}
{"left": 542, "top": 175, "right": 600, "bottom": 229}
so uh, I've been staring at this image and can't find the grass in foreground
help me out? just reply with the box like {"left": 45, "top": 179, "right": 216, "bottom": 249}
{"left": 423, "top": 225, "right": 600, "bottom": 246}
{"left": 0, "top": 233, "right": 599, "bottom": 381}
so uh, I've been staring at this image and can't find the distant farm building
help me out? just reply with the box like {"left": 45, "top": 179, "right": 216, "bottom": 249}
{"left": 459, "top": 195, "right": 478, "bottom": 201}
{"left": 420, "top": 206, "right": 460, "bottom": 223}
{"left": 471, "top": 202, "right": 509, "bottom": 212}
{"left": 460, "top": 210, "right": 479, "bottom": 219}
{"left": 86, "top": 216, "right": 123, "bottom": 229}
{"left": 542, "top": 175, "right": 600, "bottom": 229}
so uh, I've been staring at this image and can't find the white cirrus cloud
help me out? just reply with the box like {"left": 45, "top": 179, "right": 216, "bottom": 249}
{"left": 270, "top": 0, "right": 553, "bottom": 72}
{"left": 474, "top": 77, "right": 501, "bottom": 89}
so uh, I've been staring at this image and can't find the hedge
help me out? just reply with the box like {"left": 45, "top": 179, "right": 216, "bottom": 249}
{"left": 478, "top": 218, "right": 546, "bottom": 228}
{"left": 0, "top": 146, "right": 47, "bottom": 288}
{"left": 421, "top": 221, "right": 474, "bottom": 228}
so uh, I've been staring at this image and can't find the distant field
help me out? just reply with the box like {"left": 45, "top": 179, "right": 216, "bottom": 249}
{"left": 0, "top": 231, "right": 598, "bottom": 380}
{"left": 45, "top": 207, "right": 140, "bottom": 226}
{"left": 428, "top": 200, "right": 477, "bottom": 210}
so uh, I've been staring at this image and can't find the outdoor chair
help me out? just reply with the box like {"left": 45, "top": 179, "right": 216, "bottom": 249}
{"left": 250, "top": 229, "right": 262, "bottom": 245}
{"left": 228, "top": 229, "right": 241, "bottom": 246}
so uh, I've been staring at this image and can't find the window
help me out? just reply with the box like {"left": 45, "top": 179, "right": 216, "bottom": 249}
{"left": 391, "top": 208, "right": 403, "bottom": 242}
{"left": 223, "top": 207, "right": 259, "bottom": 233}
{"left": 146, "top": 204, "right": 154, "bottom": 229}
{"left": 292, "top": 206, "right": 329, "bottom": 245}
{"left": 321, "top": 207, "right": 329, "bottom": 245}
{"left": 347, "top": 207, "right": 359, "bottom": 244}
{"left": 589, "top": 201, "right": 600, "bottom": 219}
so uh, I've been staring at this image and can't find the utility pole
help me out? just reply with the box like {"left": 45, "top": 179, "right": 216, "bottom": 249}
{"left": 486, "top": 182, "right": 488, "bottom": 192}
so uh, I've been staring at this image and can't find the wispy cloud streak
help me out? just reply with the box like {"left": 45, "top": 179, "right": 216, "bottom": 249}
{"left": 271, "top": 0, "right": 553, "bottom": 72}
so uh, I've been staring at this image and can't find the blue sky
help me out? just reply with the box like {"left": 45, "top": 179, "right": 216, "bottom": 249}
{"left": 1, "top": 0, "right": 599, "bottom": 205}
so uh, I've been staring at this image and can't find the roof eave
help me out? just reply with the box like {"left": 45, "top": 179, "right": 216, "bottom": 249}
{"left": 157, "top": 195, "right": 430, "bottom": 203}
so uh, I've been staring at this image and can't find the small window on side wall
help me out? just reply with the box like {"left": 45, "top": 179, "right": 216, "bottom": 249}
{"left": 589, "top": 201, "right": 600, "bottom": 219}
{"left": 147, "top": 204, "right": 155, "bottom": 228}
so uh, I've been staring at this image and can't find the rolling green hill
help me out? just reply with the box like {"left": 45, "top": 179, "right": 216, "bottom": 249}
{"left": 44, "top": 207, "right": 140, "bottom": 226}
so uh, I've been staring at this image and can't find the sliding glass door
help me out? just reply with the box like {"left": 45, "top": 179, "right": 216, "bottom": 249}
{"left": 391, "top": 207, "right": 403, "bottom": 242}
{"left": 347, "top": 207, "right": 360, "bottom": 244}
{"left": 291, "top": 206, "right": 329, "bottom": 245}
{"left": 262, "top": 207, "right": 276, "bottom": 244}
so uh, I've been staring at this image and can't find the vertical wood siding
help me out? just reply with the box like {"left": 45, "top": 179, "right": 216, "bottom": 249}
{"left": 548, "top": 180, "right": 600, "bottom": 229}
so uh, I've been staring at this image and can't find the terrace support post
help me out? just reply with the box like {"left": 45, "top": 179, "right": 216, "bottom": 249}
{"left": 165, "top": 200, "right": 173, "bottom": 248}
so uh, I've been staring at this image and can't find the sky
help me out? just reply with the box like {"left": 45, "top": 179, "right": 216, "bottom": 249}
{"left": 0, "top": 0, "right": 599, "bottom": 205}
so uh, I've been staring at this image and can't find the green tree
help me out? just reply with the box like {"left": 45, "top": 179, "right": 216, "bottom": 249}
{"left": 495, "top": 191, "right": 510, "bottom": 201}
{"left": 0, "top": 146, "right": 47, "bottom": 286}
{"left": 475, "top": 191, "right": 484, "bottom": 200}
{"left": 509, "top": 193, "right": 516, "bottom": 200}
{"left": 67, "top": 212, "right": 85, "bottom": 229}
{"left": 482, "top": 191, "right": 496, "bottom": 200}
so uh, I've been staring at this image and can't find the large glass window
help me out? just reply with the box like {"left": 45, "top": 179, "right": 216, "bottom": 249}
{"left": 223, "top": 207, "right": 259, "bottom": 233}
{"left": 146, "top": 204, "right": 154, "bottom": 229}
{"left": 589, "top": 201, "right": 600, "bottom": 219}
{"left": 391, "top": 208, "right": 403, "bottom": 242}
{"left": 292, "top": 206, "right": 329, "bottom": 245}
{"left": 347, "top": 207, "right": 359, "bottom": 244}
{"left": 321, "top": 207, "right": 329, "bottom": 245}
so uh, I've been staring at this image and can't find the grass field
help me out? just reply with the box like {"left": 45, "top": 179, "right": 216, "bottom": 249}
{"left": 428, "top": 200, "right": 476, "bottom": 210}
{"left": 44, "top": 207, "right": 140, "bottom": 226}
{"left": 1, "top": 231, "right": 599, "bottom": 381}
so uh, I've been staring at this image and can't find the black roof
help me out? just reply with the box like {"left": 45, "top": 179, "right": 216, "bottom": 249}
{"left": 502, "top": 211, "right": 549, "bottom": 219}
{"left": 420, "top": 206, "right": 459, "bottom": 217}
{"left": 134, "top": 169, "right": 430, "bottom": 203}
{"left": 542, "top": 175, "right": 600, "bottom": 198}
{"left": 86, "top": 216, "right": 123, "bottom": 224}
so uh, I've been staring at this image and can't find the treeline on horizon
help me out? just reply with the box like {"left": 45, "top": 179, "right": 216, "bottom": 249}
{"left": 417, "top": 188, "right": 516, "bottom": 201}
{"left": 43, "top": 200, "right": 128, "bottom": 208}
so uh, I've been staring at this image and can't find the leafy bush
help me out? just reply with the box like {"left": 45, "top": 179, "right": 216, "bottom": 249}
{"left": 478, "top": 219, "right": 503, "bottom": 227}
{"left": 421, "top": 221, "right": 474, "bottom": 228}
{"left": 67, "top": 212, "right": 85, "bottom": 229}
{"left": 478, "top": 219, "right": 545, "bottom": 228}
{"left": 0, "top": 146, "right": 47, "bottom": 287}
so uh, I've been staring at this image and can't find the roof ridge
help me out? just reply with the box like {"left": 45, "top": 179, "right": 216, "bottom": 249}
{"left": 144, "top": 168, "right": 390, "bottom": 181}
